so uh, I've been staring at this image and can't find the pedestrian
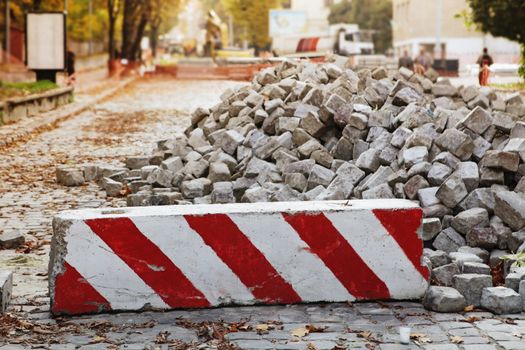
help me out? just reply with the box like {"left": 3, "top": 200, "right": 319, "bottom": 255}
{"left": 477, "top": 47, "right": 494, "bottom": 86}
{"left": 414, "top": 48, "right": 432, "bottom": 75}
{"left": 398, "top": 49, "right": 414, "bottom": 70}
{"left": 66, "top": 50, "right": 76, "bottom": 86}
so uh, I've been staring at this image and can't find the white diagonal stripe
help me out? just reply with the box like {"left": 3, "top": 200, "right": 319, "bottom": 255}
{"left": 132, "top": 216, "right": 255, "bottom": 306}
{"left": 232, "top": 213, "right": 356, "bottom": 302}
{"left": 327, "top": 210, "right": 428, "bottom": 299}
{"left": 65, "top": 221, "right": 169, "bottom": 310}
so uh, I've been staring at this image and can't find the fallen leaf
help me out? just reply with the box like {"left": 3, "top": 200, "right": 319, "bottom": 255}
{"left": 255, "top": 324, "right": 269, "bottom": 334}
{"left": 358, "top": 331, "right": 372, "bottom": 339}
{"left": 463, "top": 316, "right": 481, "bottom": 323}
{"left": 410, "top": 332, "right": 432, "bottom": 344}
{"left": 306, "top": 324, "right": 326, "bottom": 333}
{"left": 155, "top": 330, "right": 170, "bottom": 344}
{"left": 463, "top": 305, "right": 474, "bottom": 312}
{"left": 90, "top": 335, "right": 106, "bottom": 343}
{"left": 451, "top": 335, "right": 463, "bottom": 344}
{"left": 291, "top": 327, "right": 309, "bottom": 338}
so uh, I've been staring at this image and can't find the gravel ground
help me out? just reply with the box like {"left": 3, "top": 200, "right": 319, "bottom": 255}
{"left": 0, "top": 77, "right": 525, "bottom": 349}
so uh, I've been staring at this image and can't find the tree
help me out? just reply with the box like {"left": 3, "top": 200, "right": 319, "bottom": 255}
{"left": 107, "top": 0, "right": 121, "bottom": 59}
{"left": 222, "top": 0, "right": 282, "bottom": 52}
{"left": 121, "top": 0, "right": 150, "bottom": 61}
{"left": 119, "top": 0, "right": 180, "bottom": 61}
{"left": 464, "top": 0, "right": 525, "bottom": 79}
{"left": 328, "top": 0, "right": 392, "bottom": 54}
{"left": 148, "top": 0, "right": 181, "bottom": 57}
{"left": 66, "top": 0, "right": 108, "bottom": 44}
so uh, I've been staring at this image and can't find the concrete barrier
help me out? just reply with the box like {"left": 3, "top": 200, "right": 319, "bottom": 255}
{"left": 49, "top": 200, "right": 430, "bottom": 315}
{"left": 2, "top": 87, "right": 74, "bottom": 124}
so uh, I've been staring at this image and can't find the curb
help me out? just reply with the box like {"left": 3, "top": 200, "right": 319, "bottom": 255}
{"left": 2, "top": 87, "right": 74, "bottom": 124}
{"left": 49, "top": 200, "right": 430, "bottom": 316}
{"left": 0, "top": 77, "right": 139, "bottom": 150}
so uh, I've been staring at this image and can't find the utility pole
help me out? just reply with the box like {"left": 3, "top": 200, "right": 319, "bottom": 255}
{"left": 5, "top": 0, "right": 10, "bottom": 61}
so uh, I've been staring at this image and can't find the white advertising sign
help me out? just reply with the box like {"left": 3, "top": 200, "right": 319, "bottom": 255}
{"left": 269, "top": 10, "right": 308, "bottom": 37}
{"left": 26, "top": 13, "right": 66, "bottom": 70}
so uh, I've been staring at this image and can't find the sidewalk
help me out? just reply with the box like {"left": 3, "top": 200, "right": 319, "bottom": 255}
{"left": 0, "top": 75, "right": 138, "bottom": 149}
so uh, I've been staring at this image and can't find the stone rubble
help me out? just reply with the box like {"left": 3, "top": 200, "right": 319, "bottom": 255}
{"left": 57, "top": 58, "right": 525, "bottom": 313}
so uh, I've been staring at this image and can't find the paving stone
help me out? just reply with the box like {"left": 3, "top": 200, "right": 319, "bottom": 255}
{"left": 433, "top": 228, "right": 466, "bottom": 253}
{"left": 451, "top": 208, "right": 489, "bottom": 235}
{"left": 0, "top": 231, "right": 25, "bottom": 249}
{"left": 495, "top": 191, "right": 525, "bottom": 231}
{"left": 453, "top": 274, "right": 493, "bottom": 307}
{"left": 432, "top": 263, "right": 460, "bottom": 286}
{"left": 423, "top": 286, "right": 466, "bottom": 312}
{"left": 480, "top": 287, "right": 523, "bottom": 314}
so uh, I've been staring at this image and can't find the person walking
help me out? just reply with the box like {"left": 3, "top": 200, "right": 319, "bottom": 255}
{"left": 414, "top": 48, "right": 432, "bottom": 75}
{"left": 477, "top": 48, "right": 494, "bottom": 86}
{"left": 66, "top": 50, "right": 76, "bottom": 86}
{"left": 398, "top": 50, "right": 414, "bottom": 70}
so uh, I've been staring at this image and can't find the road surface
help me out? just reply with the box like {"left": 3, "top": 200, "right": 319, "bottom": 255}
{"left": 0, "top": 77, "right": 524, "bottom": 350}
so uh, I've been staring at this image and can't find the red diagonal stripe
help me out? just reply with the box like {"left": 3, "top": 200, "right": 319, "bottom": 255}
{"left": 373, "top": 209, "right": 430, "bottom": 280}
{"left": 283, "top": 212, "right": 390, "bottom": 300}
{"left": 185, "top": 214, "right": 301, "bottom": 304}
{"left": 52, "top": 261, "right": 111, "bottom": 315}
{"left": 86, "top": 218, "right": 210, "bottom": 308}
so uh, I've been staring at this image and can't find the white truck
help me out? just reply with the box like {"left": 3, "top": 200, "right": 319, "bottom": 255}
{"left": 272, "top": 24, "right": 374, "bottom": 58}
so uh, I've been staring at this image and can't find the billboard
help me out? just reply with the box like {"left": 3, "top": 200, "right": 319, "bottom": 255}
{"left": 26, "top": 12, "right": 66, "bottom": 70}
{"left": 269, "top": 10, "right": 308, "bottom": 37}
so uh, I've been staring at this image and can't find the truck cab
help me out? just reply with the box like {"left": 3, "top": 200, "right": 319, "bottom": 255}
{"left": 331, "top": 24, "right": 374, "bottom": 56}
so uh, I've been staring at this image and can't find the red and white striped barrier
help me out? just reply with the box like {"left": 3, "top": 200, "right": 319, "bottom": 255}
{"left": 49, "top": 200, "right": 429, "bottom": 315}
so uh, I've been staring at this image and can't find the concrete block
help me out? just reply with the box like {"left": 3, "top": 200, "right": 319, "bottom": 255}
{"left": 49, "top": 200, "right": 429, "bottom": 315}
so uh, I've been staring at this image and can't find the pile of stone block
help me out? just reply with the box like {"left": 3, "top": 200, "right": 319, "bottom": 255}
{"left": 57, "top": 57, "right": 525, "bottom": 313}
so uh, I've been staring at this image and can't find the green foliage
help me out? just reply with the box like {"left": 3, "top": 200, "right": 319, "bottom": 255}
{"left": 66, "top": 0, "right": 108, "bottom": 43}
{"left": 465, "top": 0, "right": 525, "bottom": 79}
{"left": 0, "top": 80, "right": 58, "bottom": 100}
{"left": 222, "top": 0, "right": 283, "bottom": 49}
{"left": 501, "top": 252, "right": 525, "bottom": 268}
{"left": 328, "top": 0, "right": 392, "bottom": 54}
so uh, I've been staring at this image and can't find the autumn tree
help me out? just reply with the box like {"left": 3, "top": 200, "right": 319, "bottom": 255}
{"left": 107, "top": 0, "right": 121, "bottom": 59}
{"left": 222, "top": 0, "right": 282, "bottom": 53}
{"left": 328, "top": 0, "right": 392, "bottom": 54}
{"left": 148, "top": 0, "right": 181, "bottom": 57}
{"left": 119, "top": 0, "right": 180, "bottom": 61}
{"left": 464, "top": 0, "right": 525, "bottom": 79}
{"left": 66, "top": 0, "right": 108, "bottom": 44}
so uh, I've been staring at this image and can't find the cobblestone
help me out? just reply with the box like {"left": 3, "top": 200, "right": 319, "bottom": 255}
{"left": 0, "top": 77, "right": 524, "bottom": 348}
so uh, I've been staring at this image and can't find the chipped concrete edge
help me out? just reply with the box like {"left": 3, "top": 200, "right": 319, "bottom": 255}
{"left": 0, "top": 76, "right": 139, "bottom": 149}
{"left": 48, "top": 216, "right": 71, "bottom": 311}
{"left": 0, "top": 270, "right": 13, "bottom": 314}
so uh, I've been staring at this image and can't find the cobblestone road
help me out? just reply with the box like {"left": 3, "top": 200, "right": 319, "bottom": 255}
{"left": 1, "top": 77, "right": 525, "bottom": 350}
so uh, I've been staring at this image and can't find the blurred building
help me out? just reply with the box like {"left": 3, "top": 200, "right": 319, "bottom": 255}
{"left": 289, "top": 0, "right": 342, "bottom": 33}
{"left": 392, "top": 0, "right": 520, "bottom": 70}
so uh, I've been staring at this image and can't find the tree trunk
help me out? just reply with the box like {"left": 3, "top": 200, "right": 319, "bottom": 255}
{"left": 121, "top": 0, "right": 136, "bottom": 60}
{"left": 121, "top": 0, "right": 149, "bottom": 61}
{"left": 108, "top": 0, "right": 116, "bottom": 59}
{"left": 32, "top": 0, "right": 42, "bottom": 11}
{"left": 150, "top": 24, "right": 159, "bottom": 57}
{"left": 130, "top": 13, "right": 148, "bottom": 61}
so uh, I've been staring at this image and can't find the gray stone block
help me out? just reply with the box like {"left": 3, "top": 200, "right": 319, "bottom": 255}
{"left": 480, "top": 287, "right": 522, "bottom": 314}
{"left": 453, "top": 273, "right": 492, "bottom": 307}
{"left": 423, "top": 286, "right": 466, "bottom": 312}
